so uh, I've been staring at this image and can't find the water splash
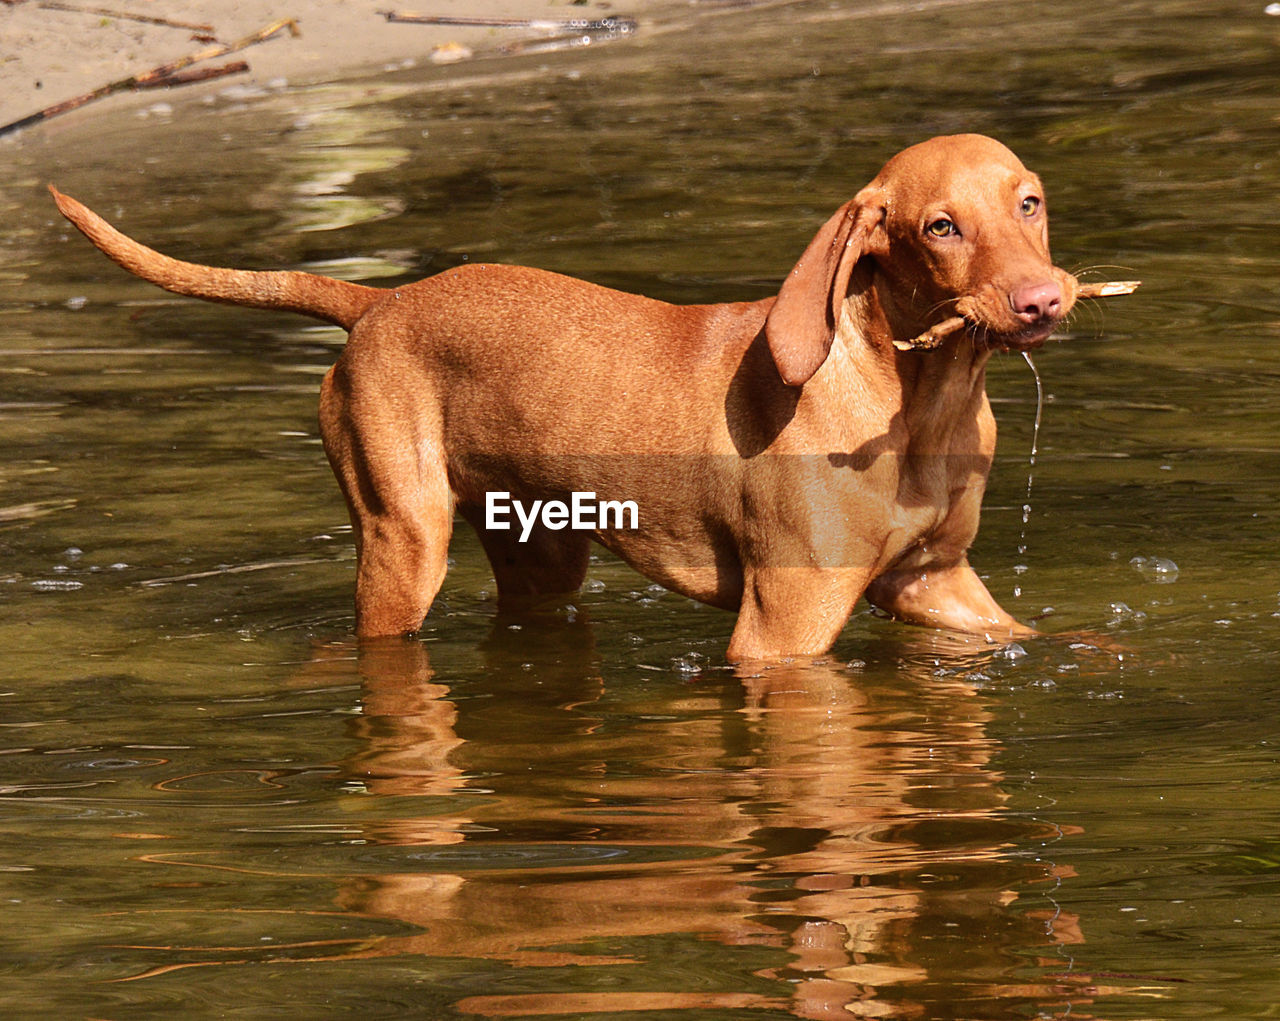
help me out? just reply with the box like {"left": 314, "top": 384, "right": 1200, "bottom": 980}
{"left": 1014, "top": 351, "right": 1044, "bottom": 599}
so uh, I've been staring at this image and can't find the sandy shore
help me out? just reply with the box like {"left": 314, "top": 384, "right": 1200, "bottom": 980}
{"left": 1, "top": 0, "right": 690, "bottom": 133}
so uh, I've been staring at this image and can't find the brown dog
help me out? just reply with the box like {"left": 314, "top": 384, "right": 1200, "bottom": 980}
{"left": 51, "top": 133, "right": 1079, "bottom": 660}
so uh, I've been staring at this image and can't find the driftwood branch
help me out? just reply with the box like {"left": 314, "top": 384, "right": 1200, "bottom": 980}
{"left": 0, "top": 17, "right": 298, "bottom": 138}
{"left": 38, "top": 2, "right": 215, "bottom": 33}
{"left": 379, "top": 10, "right": 638, "bottom": 33}
{"left": 893, "top": 280, "right": 1142, "bottom": 352}
{"left": 133, "top": 61, "right": 250, "bottom": 89}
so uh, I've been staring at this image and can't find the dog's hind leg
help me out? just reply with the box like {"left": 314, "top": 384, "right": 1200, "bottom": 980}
{"left": 319, "top": 359, "right": 453, "bottom": 638}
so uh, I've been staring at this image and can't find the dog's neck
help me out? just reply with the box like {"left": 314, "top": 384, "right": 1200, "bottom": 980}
{"left": 839, "top": 282, "right": 995, "bottom": 446}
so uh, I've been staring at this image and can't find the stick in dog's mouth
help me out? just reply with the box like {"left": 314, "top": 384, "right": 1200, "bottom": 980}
{"left": 893, "top": 280, "right": 1142, "bottom": 352}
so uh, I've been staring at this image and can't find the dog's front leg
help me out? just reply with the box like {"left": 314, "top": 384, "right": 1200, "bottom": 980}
{"left": 727, "top": 566, "right": 868, "bottom": 662}
{"left": 865, "top": 562, "right": 1035, "bottom": 642}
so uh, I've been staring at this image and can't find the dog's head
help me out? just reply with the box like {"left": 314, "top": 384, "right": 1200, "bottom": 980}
{"left": 765, "top": 134, "right": 1079, "bottom": 385}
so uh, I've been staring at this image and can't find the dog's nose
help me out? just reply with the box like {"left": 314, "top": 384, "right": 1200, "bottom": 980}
{"left": 1010, "top": 281, "right": 1062, "bottom": 323}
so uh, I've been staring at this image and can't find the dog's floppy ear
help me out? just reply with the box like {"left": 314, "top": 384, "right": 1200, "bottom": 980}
{"left": 765, "top": 198, "right": 882, "bottom": 386}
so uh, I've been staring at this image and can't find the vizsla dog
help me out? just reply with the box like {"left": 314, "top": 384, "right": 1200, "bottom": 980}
{"left": 52, "top": 134, "right": 1079, "bottom": 660}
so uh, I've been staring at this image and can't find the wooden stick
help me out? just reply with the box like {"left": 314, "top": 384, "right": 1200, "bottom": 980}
{"left": 893, "top": 280, "right": 1142, "bottom": 352}
{"left": 38, "top": 1, "right": 214, "bottom": 33}
{"left": 379, "top": 10, "right": 637, "bottom": 33}
{"left": 0, "top": 17, "right": 298, "bottom": 138}
{"left": 1077, "top": 280, "right": 1142, "bottom": 298}
{"left": 133, "top": 61, "right": 250, "bottom": 89}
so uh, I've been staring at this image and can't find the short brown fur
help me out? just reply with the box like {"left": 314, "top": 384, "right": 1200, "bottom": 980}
{"left": 51, "top": 134, "right": 1079, "bottom": 660}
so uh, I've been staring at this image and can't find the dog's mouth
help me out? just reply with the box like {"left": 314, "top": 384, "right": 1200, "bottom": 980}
{"left": 974, "top": 317, "right": 1062, "bottom": 352}
{"left": 951, "top": 282, "right": 1073, "bottom": 353}
{"left": 897, "top": 284, "right": 1077, "bottom": 353}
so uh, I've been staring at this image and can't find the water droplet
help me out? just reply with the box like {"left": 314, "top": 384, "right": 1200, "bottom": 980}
{"left": 1108, "top": 601, "right": 1147, "bottom": 623}
{"left": 1130, "top": 555, "right": 1178, "bottom": 583}
{"left": 995, "top": 642, "right": 1027, "bottom": 661}
{"left": 672, "top": 652, "right": 709, "bottom": 675}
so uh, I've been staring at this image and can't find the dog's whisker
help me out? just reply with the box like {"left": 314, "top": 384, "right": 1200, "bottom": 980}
{"left": 923, "top": 298, "right": 957, "bottom": 323}
{"left": 1071, "top": 262, "right": 1139, "bottom": 281}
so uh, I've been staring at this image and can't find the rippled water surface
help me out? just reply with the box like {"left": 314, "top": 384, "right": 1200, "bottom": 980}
{"left": 2, "top": 0, "right": 1279, "bottom": 1016}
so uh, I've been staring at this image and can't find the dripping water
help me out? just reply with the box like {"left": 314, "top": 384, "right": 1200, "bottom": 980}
{"left": 1013, "top": 350, "right": 1043, "bottom": 599}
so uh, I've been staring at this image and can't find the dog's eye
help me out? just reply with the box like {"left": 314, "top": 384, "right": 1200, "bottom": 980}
{"left": 926, "top": 218, "right": 957, "bottom": 238}
{"left": 1021, "top": 196, "right": 1041, "bottom": 216}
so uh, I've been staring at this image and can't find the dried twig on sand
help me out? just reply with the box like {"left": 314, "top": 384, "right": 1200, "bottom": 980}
{"left": 0, "top": 17, "right": 298, "bottom": 138}
{"left": 893, "top": 280, "right": 1142, "bottom": 351}
{"left": 133, "top": 61, "right": 250, "bottom": 89}
{"left": 38, "top": 2, "right": 214, "bottom": 33}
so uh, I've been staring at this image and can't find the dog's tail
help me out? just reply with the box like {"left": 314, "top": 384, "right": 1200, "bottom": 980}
{"left": 49, "top": 186, "right": 384, "bottom": 330}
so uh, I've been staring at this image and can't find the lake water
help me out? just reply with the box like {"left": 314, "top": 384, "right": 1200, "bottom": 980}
{"left": 2, "top": 0, "right": 1279, "bottom": 1016}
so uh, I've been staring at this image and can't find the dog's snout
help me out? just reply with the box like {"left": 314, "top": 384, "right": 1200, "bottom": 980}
{"left": 1010, "top": 281, "right": 1063, "bottom": 323}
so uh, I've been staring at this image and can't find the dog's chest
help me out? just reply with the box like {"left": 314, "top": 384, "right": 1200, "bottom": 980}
{"left": 877, "top": 444, "right": 991, "bottom": 572}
